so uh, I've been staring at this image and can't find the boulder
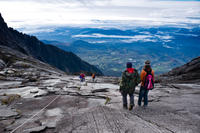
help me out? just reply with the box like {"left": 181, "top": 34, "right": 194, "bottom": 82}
{"left": 6, "top": 69, "right": 16, "bottom": 74}
{"left": 0, "top": 105, "right": 19, "bottom": 119}
{"left": 12, "top": 61, "right": 32, "bottom": 68}
{"left": 23, "top": 126, "right": 46, "bottom": 133}
{"left": 30, "top": 90, "right": 39, "bottom": 94}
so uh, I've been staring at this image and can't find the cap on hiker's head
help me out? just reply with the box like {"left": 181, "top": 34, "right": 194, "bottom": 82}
{"left": 145, "top": 60, "right": 150, "bottom": 65}
{"left": 126, "top": 62, "right": 132, "bottom": 68}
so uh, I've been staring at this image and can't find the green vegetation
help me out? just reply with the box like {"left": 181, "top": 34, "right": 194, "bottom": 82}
{"left": 1, "top": 94, "right": 21, "bottom": 105}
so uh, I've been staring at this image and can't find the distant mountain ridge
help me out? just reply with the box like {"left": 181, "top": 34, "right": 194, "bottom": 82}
{"left": 0, "top": 13, "right": 103, "bottom": 75}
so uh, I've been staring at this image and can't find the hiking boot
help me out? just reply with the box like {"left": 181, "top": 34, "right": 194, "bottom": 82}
{"left": 129, "top": 105, "right": 133, "bottom": 110}
{"left": 123, "top": 104, "right": 128, "bottom": 109}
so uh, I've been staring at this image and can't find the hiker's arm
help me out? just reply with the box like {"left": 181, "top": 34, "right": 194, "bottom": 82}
{"left": 152, "top": 70, "right": 155, "bottom": 82}
{"left": 140, "top": 70, "right": 145, "bottom": 84}
{"left": 135, "top": 70, "right": 141, "bottom": 85}
{"left": 121, "top": 72, "right": 126, "bottom": 84}
{"left": 120, "top": 72, "right": 125, "bottom": 92}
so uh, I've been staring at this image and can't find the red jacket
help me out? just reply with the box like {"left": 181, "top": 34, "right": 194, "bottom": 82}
{"left": 80, "top": 73, "right": 85, "bottom": 78}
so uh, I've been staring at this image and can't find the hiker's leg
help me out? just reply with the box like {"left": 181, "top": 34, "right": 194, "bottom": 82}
{"left": 138, "top": 87, "right": 144, "bottom": 106}
{"left": 122, "top": 93, "right": 128, "bottom": 109}
{"left": 144, "top": 89, "right": 149, "bottom": 106}
{"left": 129, "top": 93, "right": 134, "bottom": 106}
{"left": 129, "top": 93, "right": 134, "bottom": 110}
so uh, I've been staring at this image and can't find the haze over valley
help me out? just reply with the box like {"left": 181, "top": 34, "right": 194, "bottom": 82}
{"left": 36, "top": 26, "right": 200, "bottom": 76}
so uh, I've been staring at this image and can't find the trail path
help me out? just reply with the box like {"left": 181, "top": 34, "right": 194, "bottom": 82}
{"left": 0, "top": 76, "right": 200, "bottom": 133}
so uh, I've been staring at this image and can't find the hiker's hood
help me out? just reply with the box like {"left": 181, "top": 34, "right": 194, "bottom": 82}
{"left": 125, "top": 68, "right": 134, "bottom": 76}
{"left": 127, "top": 68, "right": 134, "bottom": 73}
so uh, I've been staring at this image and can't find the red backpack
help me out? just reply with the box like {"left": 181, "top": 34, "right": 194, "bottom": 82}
{"left": 144, "top": 71, "right": 154, "bottom": 90}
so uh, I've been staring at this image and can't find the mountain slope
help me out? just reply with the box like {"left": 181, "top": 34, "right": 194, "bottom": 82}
{"left": 1, "top": 62, "right": 200, "bottom": 132}
{"left": 160, "top": 56, "right": 200, "bottom": 83}
{"left": 0, "top": 13, "right": 103, "bottom": 75}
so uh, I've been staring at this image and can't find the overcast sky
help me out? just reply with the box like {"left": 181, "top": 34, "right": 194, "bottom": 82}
{"left": 0, "top": 0, "right": 200, "bottom": 29}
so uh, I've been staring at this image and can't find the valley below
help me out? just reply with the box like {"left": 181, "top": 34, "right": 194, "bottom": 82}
{"left": 36, "top": 26, "right": 200, "bottom": 76}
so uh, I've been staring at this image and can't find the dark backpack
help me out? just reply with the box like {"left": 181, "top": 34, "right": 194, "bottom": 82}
{"left": 120, "top": 69, "right": 139, "bottom": 89}
{"left": 144, "top": 71, "right": 154, "bottom": 90}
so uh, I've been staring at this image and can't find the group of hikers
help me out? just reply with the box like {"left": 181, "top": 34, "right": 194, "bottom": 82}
{"left": 79, "top": 73, "right": 96, "bottom": 82}
{"left": 79, "top": 60, "right": 154, "bottom": 111}
{"left": 120, "top": 60, "right": 154, "bottom": 110}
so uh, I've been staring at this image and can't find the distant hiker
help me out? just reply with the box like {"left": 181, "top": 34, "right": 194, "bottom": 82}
{"left": 138, "top": 60, "right": 155, "bottom": 107}
{"left": 120, "top": 62, "right": 140, "bottom": 110}
{"left": 92, "top": 73, "right": 96, "bottom": 82}
{"left": 80, "top": 73, "right": 85, "bottom": 82}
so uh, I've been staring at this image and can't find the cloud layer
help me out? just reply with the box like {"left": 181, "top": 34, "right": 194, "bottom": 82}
{"left": 73, "top": 33, "right": 172, "bottom": 43}
{"left": 0, "top": 0, "right": 200, "bottom": 29}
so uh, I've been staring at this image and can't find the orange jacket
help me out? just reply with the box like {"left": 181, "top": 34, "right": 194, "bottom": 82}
{"left": 92, "top": 74, "right": 95, "bottom": 78}
{"left": 140, "top": 69, "right": 154, "bottom": 86}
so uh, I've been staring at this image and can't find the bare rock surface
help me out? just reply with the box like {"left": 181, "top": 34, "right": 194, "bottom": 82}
{"left": 0, "top": 105, "right": 19, "bottom": 119}
{"left": 0, "top": 45, "right": 200, "bottom": 133}
{"left": 0, "top": 74, "right": 199, "bottom": 133}
{"left": 23, "top": 126, "right": 46, "bottom": 133}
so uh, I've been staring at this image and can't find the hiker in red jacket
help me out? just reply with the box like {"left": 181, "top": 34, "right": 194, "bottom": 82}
{"left": 120, "top": 62, "right": 140, "bottom": 110}
{"left": 80, "top": 73, "right": 85, "bottom": 82}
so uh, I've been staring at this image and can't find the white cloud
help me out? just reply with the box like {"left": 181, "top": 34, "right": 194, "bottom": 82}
{"left": 0, "top": 0, "right": 200, "bottom": 30}
{"left": 155, "top": 35, "right": 173, "bottom": 40}
{"left": 18, "top": 27, "right": 55, "bottom": 34}
{"left": 163, "top": 44, "right": 173, "bottom": 49}
{"left": 121, "top": 38, "right": 157, "bottom": 43}
{"left": 89, "top": 41, "right": 108, "bottom": 43}
{"left": 73, "top": 33, "right": 153, "bottom": 39}
{"left": 72, "top": 33, "right": 174, "bottom": 43}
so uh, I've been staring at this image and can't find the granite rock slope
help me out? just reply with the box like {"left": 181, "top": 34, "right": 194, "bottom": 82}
{"left": 160, "top": 56, "right": 200, "bottom": 83}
